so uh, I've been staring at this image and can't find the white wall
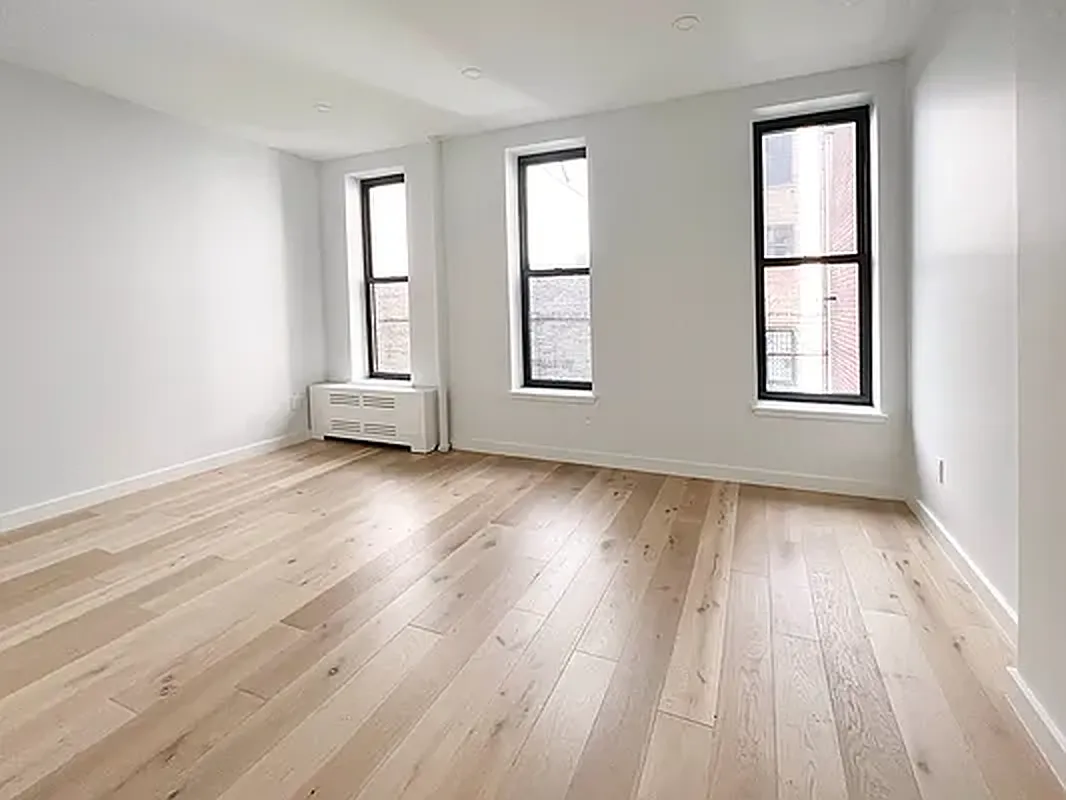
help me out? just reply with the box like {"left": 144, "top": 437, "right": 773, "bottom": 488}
{"left": 0, "top": 60, "right": 325, "bottom": 527}
{"left": 440, "top": 62, "right": 909, "bottom": 497}
{"left": 318, "top": 143, "right": 450, "bottom": 444}
{"left": 1017, "top": 0, "right": 1066, "bottom": 748}
{"left": 907, "top": 6, "right": 1020, "bottom": 612}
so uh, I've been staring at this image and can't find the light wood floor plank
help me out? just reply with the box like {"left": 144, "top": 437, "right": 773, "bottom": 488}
{"left": 635, "top": 712, "right": 714, "bottom": 800}
{"left": 773, "top": 632, "right": 848, "bottom": 800}
{"left": 658, "top": 480, "right": 738, "bottom": 725}
{"left": 565, "top": 480, "right": 709, "bottom": 800}
{"left": 804, "top": 530, "right": 922, "bottom": 800}
{"left": 498, "top": 651, "right": 615, "bottom": 800}
{"left": 864, "top": 609, "right": 994, "bottom": 800}
{"left": 706, "top": 570, "right": 776, "bottom": 800}
{"left": 0, "top": 444, "right": 1055, "bottom": 800}
{"left": 356, "top": 609, "right": 547, "bottom": 800}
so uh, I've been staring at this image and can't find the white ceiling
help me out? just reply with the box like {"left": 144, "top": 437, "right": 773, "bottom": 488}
{"left": 0, "top": 0, "right": 932, "bottom": 160}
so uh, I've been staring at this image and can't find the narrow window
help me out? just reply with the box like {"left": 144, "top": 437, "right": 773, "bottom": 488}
{"left": 753, "top": 106, "right": 873, "bottom": 405}
{"left": 517, "top": 148, "right": 592, "bottom": 390}
{"left": 361, "top": 174, "right": 411, "bottom": 380}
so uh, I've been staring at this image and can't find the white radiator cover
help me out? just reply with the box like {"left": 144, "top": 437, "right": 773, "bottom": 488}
{"left": 309, "top": 383, "right": 439, "bottom": 453}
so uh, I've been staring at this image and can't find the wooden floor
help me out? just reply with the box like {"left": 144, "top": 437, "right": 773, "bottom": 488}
{"left": 0, "top": 442, "right": 1061, "bottom": 800}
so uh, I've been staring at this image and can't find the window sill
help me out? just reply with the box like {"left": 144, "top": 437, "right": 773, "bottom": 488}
{"left": 510, "top": 387, "right": 597, "bottom": 405}
{"left": 752, "top": 400, "right": 887, "bottom": 423}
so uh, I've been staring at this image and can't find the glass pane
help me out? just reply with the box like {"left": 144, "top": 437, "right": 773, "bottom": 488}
{"left": 371, "top": 282, "right": 410, "bottom": 376}
{"left": 528, "top": 274, "right": 591, "bottom": 384}
{"left": 367, "top": 180, "right": 409, "bottom": 278}
{"left": 762, "top": 122, "right": 857, "bottom": 258}
{"left": 763, "top": 263, "right": 861, "bottom": 396}
{"left": 525, "top": 156, "right": 589, "bottom": 271}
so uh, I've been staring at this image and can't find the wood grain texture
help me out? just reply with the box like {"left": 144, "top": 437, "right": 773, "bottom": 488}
{"left": 706, "top": 569, "right": 776, "bottom": 800}
{"left": 804, "top": 530, "right": 923, "bottom": 800}
{"left": 0, "top": 442, "right": 1058, "bottom": 800}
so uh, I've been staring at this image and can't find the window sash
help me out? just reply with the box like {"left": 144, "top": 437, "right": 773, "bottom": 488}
{"left": 361, "top": 173, "right": 411, "bottom": 381}
{"left": 518, "top": 148, "right": 592, "bottom": 391}
{"left": 752, "top": 105, "right": 873, "bottom": 406}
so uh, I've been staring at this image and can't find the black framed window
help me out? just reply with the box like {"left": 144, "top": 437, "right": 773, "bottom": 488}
{"left": 517, "top": 148, "right": 592, "bottom": 390}
{"left": 361, "top": 174, "right": 411, "bottom": 380}
{"left": 753, "top": 106, "right": 873, "bottom": 405}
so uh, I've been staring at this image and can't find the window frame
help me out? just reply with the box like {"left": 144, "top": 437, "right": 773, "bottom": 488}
{"left": 752, "top": 105, "right": 873, "bottom": 406}
{"left": 360, "top": 173, "right": 411, "bottom": 381}
{"left": 517, "top": 146, "right": 593, "bottom": 392}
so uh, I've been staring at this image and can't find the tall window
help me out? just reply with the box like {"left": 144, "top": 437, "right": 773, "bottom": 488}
{"left": 753, "top": 106, "right": 873, "bottom": 405}
{"left": 517, "top": 148, "right": 592, "bottom": 390}
{"left": 361, "top": 174, "right": 411, "bottom": 380}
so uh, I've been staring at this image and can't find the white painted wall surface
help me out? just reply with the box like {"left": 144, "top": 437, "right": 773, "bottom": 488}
{"left": 318, "top": 142, "right": 449, "bottom": 444}
{"left": 440, "top": 63, "right": 909, "bottom": 496}
{"left": 0, "top": 60, "right": 325, "bottom": 525}
{"left": 907, "top": 6, "right": 1020, "bottom": 611}
{"left": 1017, "top": 0, "right": 1066, "bottom": 746}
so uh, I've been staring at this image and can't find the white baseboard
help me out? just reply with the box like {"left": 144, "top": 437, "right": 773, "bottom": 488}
{"left": 1008, "top": 667, "right": 1066, "bottom": 790}
{"left": 0, "top": 432, "right": 310, "bottom": 534}
{"left": 906, "top": 497, "right": 1018, "bottom": 645}
{"left": 456, "top": 438, "right": 901, "bottom": 500}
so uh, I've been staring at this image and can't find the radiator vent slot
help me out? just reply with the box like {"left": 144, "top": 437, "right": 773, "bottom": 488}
{"left": 361, "top": 394, "right": 396, "bottom": 410}
{"left": 329, "top": 419, "right": 362, "bottom": 437}
{"left": 363, "top": 422, "right": 398, "bottom": 439}
{"left": 329, "top": 393, "right": 361, "bottom": 408}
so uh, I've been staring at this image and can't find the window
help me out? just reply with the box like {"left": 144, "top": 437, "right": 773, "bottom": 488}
{"left": 361, "top": 174, "right": 411, "bottom": 380}
{"left": 517, "top": 148, "right": 592, "bottom": 390}
{"left": 753, "top": 106, "right": 872, "bottom": 405}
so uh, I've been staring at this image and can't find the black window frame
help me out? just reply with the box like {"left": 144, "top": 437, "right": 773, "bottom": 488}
{"left": 753, "top": 105, "right": 873, "bottom": 406}
{"left": 360, "top": 173, "right": 411, "bottom": 381}
{"left": 517, "top": 147, "right": 593, "bottom": 391}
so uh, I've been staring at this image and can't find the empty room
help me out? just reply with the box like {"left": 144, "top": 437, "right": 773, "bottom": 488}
{"left": 1, "top": 0, "right": 1065, "bottom": 798}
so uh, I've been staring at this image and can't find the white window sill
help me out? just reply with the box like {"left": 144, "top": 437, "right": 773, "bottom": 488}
{"left": 510, "top": 387, "right": 597, "bottom": 405}
{"left": 752, "top": 400, "right": 887, "bottom": 423}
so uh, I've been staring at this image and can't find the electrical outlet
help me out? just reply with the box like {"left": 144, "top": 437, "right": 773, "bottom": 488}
{"left": 290, "top": 394, "right": 304, "bottom": 412}
{"left": 937, "top": 458, "right": 946, "bottom": 485}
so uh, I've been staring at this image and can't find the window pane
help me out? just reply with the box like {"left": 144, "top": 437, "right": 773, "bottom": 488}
{"left": 371, "top": 282, "right": 410, "bottom": 376}
{"left": 762, "top": 122, "right": 857, "bottom": 257}
{"left": 763, "top": 263, "right": 861, "bottom": 396}
{"left": 528, "top": 274, "right": 591, "bottom": 384}
{"left": 525, "top": 157, "right": 589, "bottom": 271}
{"left": 367, "top": 180, "right": 409, "bottom": 278}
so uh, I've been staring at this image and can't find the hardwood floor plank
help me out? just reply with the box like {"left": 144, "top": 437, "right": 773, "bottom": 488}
{"left": 285, "top": 558, "right": 545, "bottom": 800}
{"left": 804, "top": 530, "right": 922, "bottom": 800}
{"left": 864, "top": 610, "right": 994, "bottom": 800}
{"left": 497, "top": 651, "right": 615, "bottom": 800}
{"left": 12, "top": 624, "right": 302, "bottom": 800}
{"left": 0, "top": 447, "right": 1048, "bottom": 800}
{"left": 355, "top": 610, "right": 546, "bottom": 800}
{"left": 706, "top": 570, "right": 776, "bottom": 800}
{"left": 217, "top": 626, "right": 440, "bottom": 800}
{"left": 635, "top": 712, "right": 714, "bottom": 800}
{"left": 516, "top": 470, "right": 638, "bottom": 615}
{"left": 0, "top": 550, "right": 117, "bottom": 610}
{"left": 769, "top": 492, "right": 819, "bottom": 640}
{"left": 0, "top": 697, "right": 133, "bottom": 800}
{"left": 733, "top": 486, "right": 770, "bottom": 576}
{"left": 773, "top": 632, "right": 848, "bottom": 800}
{"left": 659, "top": 481, "right": 738, "bottom": 725}
{"left": 0, "top": 510, "right": 100, "bottom": 549}
{"left": 885, "top": 547, "right": 1065, "bottom": 799}
{"left": 0, "top": 599, "right": 154, "bottom": 700}
{"left": 279, "top": 465, "right": 553, "bottom": 632}
{"left": 426, "top": 476, "right": 668, "bottom": 800}
{"left": 564, "top": 480, "right": 709, "bottom": 800}
{"left": 577, "top": 477, "right": 687, "bottom": 660}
